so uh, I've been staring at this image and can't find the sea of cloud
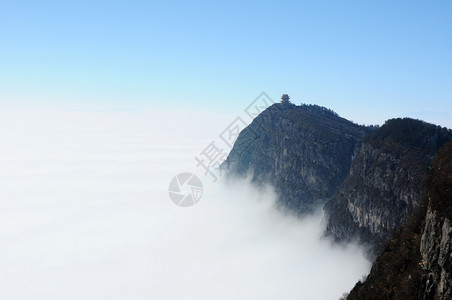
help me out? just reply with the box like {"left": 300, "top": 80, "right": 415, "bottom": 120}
{"left": 0, "top": 108, "right": 370, "bottom": 300}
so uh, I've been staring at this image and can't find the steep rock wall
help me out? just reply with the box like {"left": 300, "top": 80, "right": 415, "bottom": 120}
{"left": 223, "top": 103, "right": 370, "bottom": 213}
{"left": 324, "top": 118, "right": 451, "bottom": 254}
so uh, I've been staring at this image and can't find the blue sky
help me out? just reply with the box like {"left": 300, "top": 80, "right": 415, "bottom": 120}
{"left": 1, "top": 0, "right": 451, "bottom": 126}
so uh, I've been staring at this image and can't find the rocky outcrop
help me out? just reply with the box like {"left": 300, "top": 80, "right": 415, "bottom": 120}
{"left": 221, "top": 101, "right": 452, "bottom": 298}
{"left": 417, "top": 137, "right": 452, "bottom": 299}
{"left": 222, "top": 102, "right": 371, "bottom": 213}
{"left": 419, "top": 212, "right": 452, "bottom": 299}
{"left": 324, "top": 118, "right": 451, "bottom": 255}
{"left": 222, "top": 100, "right": 452, "bottom": 299}
{"left": 346, "top": 140, "right": 452, "bottom": 300}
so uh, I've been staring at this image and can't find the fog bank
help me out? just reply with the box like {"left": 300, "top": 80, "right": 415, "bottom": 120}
{"left": 0, "top": 108, "right": 370, "bottom": 299}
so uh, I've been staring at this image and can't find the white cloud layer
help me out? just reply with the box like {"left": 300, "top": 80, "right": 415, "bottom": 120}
{"left": 0, "top": 108, "right": 370, "bottom": 299}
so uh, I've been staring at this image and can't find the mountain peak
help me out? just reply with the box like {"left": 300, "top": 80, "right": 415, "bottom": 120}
{"left": 223, "top": 102, "right": 370, "bottom": 213}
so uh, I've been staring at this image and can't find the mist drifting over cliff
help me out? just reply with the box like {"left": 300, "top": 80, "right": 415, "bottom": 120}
{"left": 0, "top": 108, "right": 370, "bottom": 299}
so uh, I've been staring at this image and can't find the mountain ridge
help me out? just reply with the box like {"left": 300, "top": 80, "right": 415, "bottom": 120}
{"left": 222, "top": 102, "right": 372, "bottom": 213}
{"left": 346, "top": 139, "right": 452, "bottom": 299}
{"left": 324, "top": 117, "right": 452, "bottom": 257}
{"left": 222, "top": 100, "right": 452, "bottom": 298}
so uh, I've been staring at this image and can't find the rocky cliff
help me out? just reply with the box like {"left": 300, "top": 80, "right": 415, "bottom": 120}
{"left": 346, "top": 139, "right": 452, "bottom": 300}
{"left": 418, "top": 138, "right": 452, "bottom": 299}
{"left": 222, "top": 102, "right": 371, "bottom": 213}
{"left": 324, "top": 118, "right": 452, "bottom": 255}
{"left": 223, "top": 101, "right": 452, "bottom": 299}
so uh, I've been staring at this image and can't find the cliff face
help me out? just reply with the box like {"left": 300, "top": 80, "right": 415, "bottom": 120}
{"left": 223, "top": 102, "right": 452, "bottom": 299}
{"left": 418, "top": 138, "right": 452, "bottom": 299}
{"left": 419, "top": 211, "right": 452, "bottom": 299}
{"left": 324, "top": 118, "right": 451, "bottom": 254}
{"left": 222, "top": 103, "right": 370, "bottom": 213}
{"left": 347, "top": 140, "right": 452, "bottom": 300}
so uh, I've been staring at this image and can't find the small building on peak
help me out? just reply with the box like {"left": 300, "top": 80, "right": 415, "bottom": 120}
{"left": 281, "top": 94, "right": 290, "bottom": 104}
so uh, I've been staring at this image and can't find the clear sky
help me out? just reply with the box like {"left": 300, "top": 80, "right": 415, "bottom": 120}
{"left": 1, "top": 0, "right": 451, "bottom": 126}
